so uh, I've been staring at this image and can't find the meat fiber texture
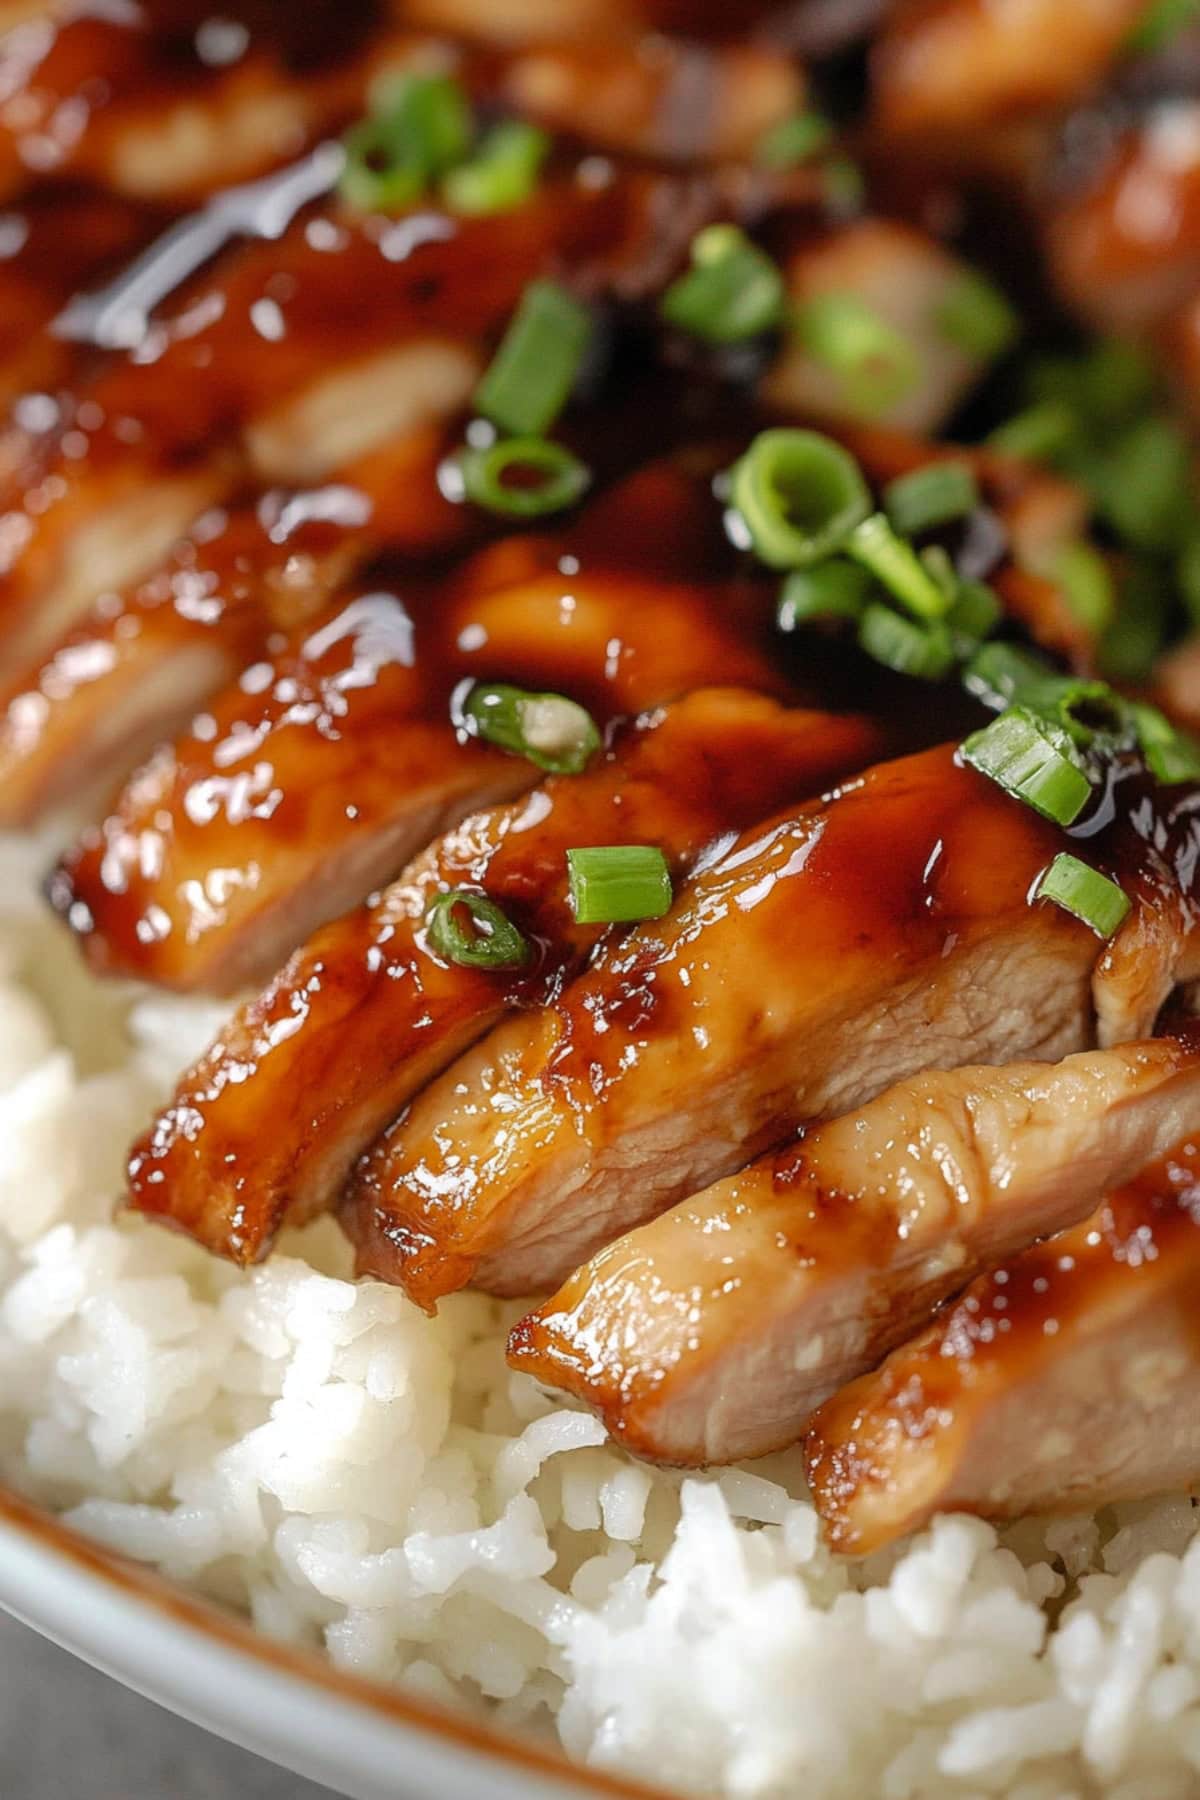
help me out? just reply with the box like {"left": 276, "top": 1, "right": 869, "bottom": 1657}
{"left": 8, "top": 828, "right": 1200, "bottom": 1800}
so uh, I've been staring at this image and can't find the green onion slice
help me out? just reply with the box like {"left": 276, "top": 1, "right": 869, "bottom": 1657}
{"left": 858, "top": 603, "right": 954, "bottom": 680}
{"left": 961, "top": 706, "right": 1092, "bottom": 826}
{"left": 340, "top": 73, "right": 472, "bottom": 214}
{"left": 729, "top": 428, "right": 871, "bottom": 570}
{"left": 1034, "top": 853, "right": 1130, "bottom": 940}
{"left": 962, "top": 642, "right": 1059, "bottom": 712}
{"left": 426, "top": 889, "right": 530, "bottom": 969}
{"left": 442, "top": 119, "right": 550, "bottom": 216}
{"left": 883, "top": 462, "right": 980, "bottom": 536}
{"left": 566, "top": 845, "right": 673, "bottom": 925}
{"left": 1127, "top": 0, "right": 1199, "bottom": 54}
{"left": 1046, "top": 541, "right": 1116, "bottom": 635}
{"left": 935, "top": 268, "right": 1019, "bottom": 360}
{"left": 985, "top": 400, "right": 1079, "bottom": 464}
{"left": 455, "top": 435, "right": 590, "bottom": 518}
{"left": 847, "top": 513, "right": 951, "bottom": 620}
{"left": 660, "top": 225, "right": 784, "bottom": 344}
{"left": 1099, "top": 558, "right": 1171, "bottom": 683}
{"left": 1131, "top": 702, "right": 1200, "bottom": 786}
{"left": 794, "top": 293, "right": 920, "bottom": 417}
{"left": 777, "top": 559, "right": 873, "bottom": 630}
{"left": 459, "top": 681, "right": 600, "bottom": 774}
{"left": 944, "top": 577, "right": 1002, "bottom": 650}
{"left": 474, "top": 279, "right": 593, "bottom": 437}
{"left": 755, "top": 110, "right": 833, "bottom": 169}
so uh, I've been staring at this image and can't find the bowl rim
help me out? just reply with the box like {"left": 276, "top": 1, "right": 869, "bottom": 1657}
{"left": 0, "top": 1478, "right": 673, "bottom": 1800}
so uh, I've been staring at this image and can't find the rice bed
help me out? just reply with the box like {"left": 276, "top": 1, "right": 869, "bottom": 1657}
{"left": 3, "top": 829, "right": 1200, "bottom": 1800}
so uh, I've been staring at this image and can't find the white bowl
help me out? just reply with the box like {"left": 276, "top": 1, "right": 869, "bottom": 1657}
{"left": 0, "top": 1484, "right": 659, "bottom": 1800}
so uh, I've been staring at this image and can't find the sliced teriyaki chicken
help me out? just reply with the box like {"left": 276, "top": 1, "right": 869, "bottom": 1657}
{"left": 806, "top": 1140, "right": 1200, "bottom": 1553}
{"left": 344, "top": 743, "right": 1138, "bottom": 1309}
{"left": 129, "top": 692, "right": 886, "bottom": 1263}
{"left": 0, "top": 1, "right": 389, "bottom": 204}
{"left": 509, "top": 1034, "right": 1200, "bottom": 1465}
{"left": 50, "top": 471, "right": 790, "bottom": 991}
{"left": 869, "top": 0, "right": 1146, "bottom": 140}
{"left": 765, "top": 220, "right": 1014, "bottom": 440}
{"left": 0, "top": 422, "right": 476, "bottom": 827}
{"left": 0, "top": 172, "right": 644, "bottom": 661}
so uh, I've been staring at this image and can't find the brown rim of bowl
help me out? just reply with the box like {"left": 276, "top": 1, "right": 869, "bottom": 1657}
{"left": 0, "top": 1479, "right": 674, "bottom": 1800}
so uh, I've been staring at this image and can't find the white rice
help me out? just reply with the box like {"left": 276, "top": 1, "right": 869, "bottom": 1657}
{"left": 4, "top": 829, "right": 1200, "bottom": 1800}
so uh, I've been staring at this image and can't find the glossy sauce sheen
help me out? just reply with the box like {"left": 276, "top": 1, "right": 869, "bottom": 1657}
{"left": 129, "top": 692, "right": 886, "bottom": 1261}
{"left": 48, "top": 463, "right": 795, "bottom": 990}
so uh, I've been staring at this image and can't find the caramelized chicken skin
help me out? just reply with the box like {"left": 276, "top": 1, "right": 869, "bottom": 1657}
{"left": 344, "top": 745, "right": 1117, "bottom": 1308}
{"left": 130, "top": 691, "right": 885, "bottom": 1262}
{"left": 510, "top": 1033, "right": 1200, "bottom": 1463}
{"left": 807, "top": 1140, "right": 1200, "bottom": 1553}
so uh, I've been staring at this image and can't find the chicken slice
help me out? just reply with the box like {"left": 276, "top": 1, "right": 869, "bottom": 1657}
{"left": 130, "top": 691, "right": 886, "bottom": 1263}
{"left": 0, "top": 422, "right": 472, "bottom": 827}
{"left": 764, "top": 220, "right": 1011, "bottom": 439}
{"left": 345, "top": 743, "right": 1119, "bottom": 1308}
{"left": 51, "top": 485, "right": 788, "bottom": 991}
{"left": 509, "top": 1034, "right": 1200, "bottom": 1464}
{"left": 871, "top": 0, "right": 1145, "bottom": 139}
{"left": 806, "top": 1141, "right": 1200, "bottom": 1553}
{"left": 0, "top": 173, "right": 639, "bottom": 660}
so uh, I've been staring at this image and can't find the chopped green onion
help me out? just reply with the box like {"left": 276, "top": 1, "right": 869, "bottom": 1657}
{"left": 755, "top": 110, "right": 833, "bottom": 169}
{"left": 1178, "top": 534, "right": 1200, "bottom": 630}
{"left": 858, "top": 603, "right": 954, "bottom": 680}
{"left": 1034, "top": 853, "right": 1130, "bottom": 940}
{"left": 883, "top": 463, "right": 979, "bottom": 536}
{"left": 1045, "top": 680, "right": 1131, "bottom": 750}
{"left": 460, "top": 681, "right": 600, "bottom": 774}
{"left": 962, "top": 642, "right": 1058, "bottom": 711}
{"left": 660, "top": 225, "right": 784, "bottom": 344}
{"left": 945, "top": 577, "right": 1002, "bottom": 649}
{"left": 986, "top": 399, "right": 1079, "bottom": 463}
{"left": 961, "top": 707, "right": 1091, "bottom": 826}
{"left": 442, "top": 119, "right": 550, "bottom": 215}
{"left": 729, "top": 428, "right": 872, "bottom": 570}
{"left": 1096, "top": 415, "right": 1193, "bottom": 552}
{"left": 456, "top": 436, "right": 590, "bottom": 517}
{"left": 1131, "top": 702, "right": 1200, "bottom": 785}
{"left": 340, "top": 73, "right": 472, "bottom": 213}
{"left": 847, "top": 513, "right": 951, "bottom": 620}
{"left": 935, "top": 268, "right": 1019, "bottom": 360}
{"left": 1127, "top": 0, "right": 1199, "bottom": 53}
{"left": 1099, "top": 558, "right": 1171, "bottom": 682}
{"left": 426, "top": 889, "right": 530, "bottom": 969}
{"left": 794, "top": 293, "right": 920, "bottom": 417}
{"left": 777, "top": 560, "right": 873, "bottom": 629}
{"left": 566, "top": 845, "right": 672, "bottom": 925}
{"left": 919, "top": 543, "right": 958, "bottom": 601}
{"left": 1046, "top": 540, "right": 1116, "bottom": 635}
{"left": 474, "top": 280, "right": 593, "bottom": 437}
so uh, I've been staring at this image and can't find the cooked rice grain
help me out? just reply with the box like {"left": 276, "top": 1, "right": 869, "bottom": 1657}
{"left": 2, "top": 829, "right": 1200, "bottom": 1799}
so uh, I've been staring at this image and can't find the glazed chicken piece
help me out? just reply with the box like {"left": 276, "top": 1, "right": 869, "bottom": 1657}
{"left": 870, "top": 0, "right": 1146, "bottom": 142}
{"left": 129, "top": 691, "right": 886, "bottom": 1263}
{"left": 510, "top": 1034, "right": 1200, "bottom": 1464}
{"left": 806, "top": 1141, "right": 1200, "bottom": 1553}
{"left": 344, "top": 743, "right": 1130, "bottom": 1309}
{"left": 0, "top": 422, "right": 476, "bottom": 827}
{"left": 0, "top": 1, "right": 387, "bottom": 205}
{"left": 0, "top": 172, "right": 646, "bottom": 663}
{"left": 50, "top": 461, "right": 792, "bottom": 991}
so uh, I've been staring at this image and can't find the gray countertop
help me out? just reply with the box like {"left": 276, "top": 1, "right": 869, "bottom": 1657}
{"left": 0, "top": 1609, "right": 344, "bottom": 1797}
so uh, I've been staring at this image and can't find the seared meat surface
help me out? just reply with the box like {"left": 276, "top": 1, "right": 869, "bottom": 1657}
{"left": 129, "top": 691, "right": 885, "bottom": 1260}
{"left": 510, "top": 1034, "right": 1200, "bottom": 1463}
{"left": 344, "top": 747, "right": 1104, "bottom": 1306}
{"left": 806, "top": 1143, "right": 1200, "bottom": 1553}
